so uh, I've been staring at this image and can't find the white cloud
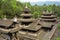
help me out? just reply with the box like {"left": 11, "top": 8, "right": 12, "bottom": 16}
{"left": 17, "top": 0, "right": 60, "bottom": 2}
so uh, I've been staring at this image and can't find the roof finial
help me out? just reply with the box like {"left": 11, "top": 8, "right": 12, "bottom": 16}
{"left": 13, "top": 15, "right": 17, "bottom": 22}
{"left": 25, "top": 2, "right": 28, "bottom": 8}
{"left": 46, "top": 10, "right": 49, "bottom": 13}
{"left": 3, "top": 15, "right": 7, "bottom": 20}
{"left": 25, "top": 0, "right": 28, "bottom": 8}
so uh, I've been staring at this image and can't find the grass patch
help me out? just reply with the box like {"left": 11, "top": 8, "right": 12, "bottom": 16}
{"left": 55, "top": 38, "right": 60, "bottom": 40}
{"left": 58, "top": 24, "right": 60, "bottom": 29}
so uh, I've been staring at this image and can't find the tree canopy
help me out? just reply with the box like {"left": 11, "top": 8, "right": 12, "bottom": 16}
{"left": 0, "top": 0, "right": 60, "bottom": 19}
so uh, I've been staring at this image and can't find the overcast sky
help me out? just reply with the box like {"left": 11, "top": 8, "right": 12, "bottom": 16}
{"left": 17, "top": 0, "right": 60, "bottom": 2}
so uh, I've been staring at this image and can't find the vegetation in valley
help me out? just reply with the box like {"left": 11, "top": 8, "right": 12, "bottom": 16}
{"left": 0, "top": 0, "right": 60, "bottom": 19}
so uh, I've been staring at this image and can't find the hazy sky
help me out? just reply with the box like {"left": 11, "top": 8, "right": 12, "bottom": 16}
{"left": 17, "top": 0, "right": 60, "bottom": 2}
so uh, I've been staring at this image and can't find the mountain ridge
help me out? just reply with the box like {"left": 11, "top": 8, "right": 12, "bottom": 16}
{"left": 30, "top": 1, "right": 60, "bottom": 5}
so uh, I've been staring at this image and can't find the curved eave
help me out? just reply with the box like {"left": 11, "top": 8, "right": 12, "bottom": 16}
{"left": 21, "top": 14, "right": 33, "bottom": 17}
{"left": 0, "top": 20, "right": 13, "bottom": 28}
{"left": 41, "top": 15, "right": 56, "bottom": 18}
{"left": 20, "top": 19, "right": 35, "bottom": 22}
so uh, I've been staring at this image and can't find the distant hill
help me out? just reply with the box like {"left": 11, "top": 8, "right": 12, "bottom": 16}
{"left": 30, "top": 1, "right": 60, "bottom": 6}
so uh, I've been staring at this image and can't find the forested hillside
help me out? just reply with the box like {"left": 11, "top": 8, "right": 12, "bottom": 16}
{"left": 0, "top": 0, "right": 60, "bottom": 19}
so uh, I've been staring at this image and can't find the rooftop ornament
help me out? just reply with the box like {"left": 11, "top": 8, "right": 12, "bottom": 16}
{"left": 13, "top": 16, "right": 17, "bottom": 22}
{"left": 43, "top": 11, "right": 46, "bottom": 14}
{"left": 25, "top": 2, "right": 28, "bottom": 8}
{"left": 46, "top": 10, "right": 49, "bottom": 13}
{"left": 3, "top": 15, "right": 7, "bottom": 20}
{"left": 22, "top": 0, "right": 31, "bottom": 13}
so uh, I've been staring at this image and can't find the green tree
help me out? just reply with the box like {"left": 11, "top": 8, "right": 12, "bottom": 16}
{"left": 47, "top": 5, "right": 52, "bottom": 12}
{"left": 1, "top": 0, "right": 19, "bottom": 18}
{"left": 33, "top": 11, "right": 40, "bottom": 18}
